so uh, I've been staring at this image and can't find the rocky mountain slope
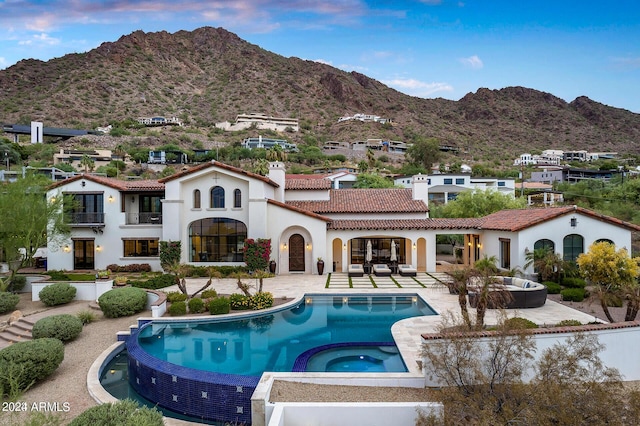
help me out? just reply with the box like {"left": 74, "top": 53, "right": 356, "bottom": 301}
{"left": 1, "top": 26, "right": 639, "bottom": 158}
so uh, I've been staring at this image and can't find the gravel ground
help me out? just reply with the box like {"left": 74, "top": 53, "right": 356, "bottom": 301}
{"left": 0, "top": 287, "right": 633, "bottom": 424}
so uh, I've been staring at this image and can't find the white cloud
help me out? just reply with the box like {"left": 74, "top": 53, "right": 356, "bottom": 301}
{"left": 611, "top": 56, "right": 640, "bottom": 70}
{"left": 460, "top": 55, "right": 483, "bottom": 69}
{"left": 313, "top": 59, "right": 333, "bottom": 65}
{"left": 382, "top": 78, "right": 453, "bottom": 97}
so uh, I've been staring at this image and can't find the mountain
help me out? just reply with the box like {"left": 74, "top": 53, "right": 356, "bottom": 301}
{"left": 1, "top": 27, "right": 639, "bottom": 158}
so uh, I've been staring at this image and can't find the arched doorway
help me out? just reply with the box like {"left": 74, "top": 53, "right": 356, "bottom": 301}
{"left": 289, "top": 234, "right": 305, "bottom": 272}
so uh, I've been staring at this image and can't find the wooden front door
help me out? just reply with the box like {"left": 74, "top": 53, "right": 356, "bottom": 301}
{"left": 289, "top": 234, "right": 305, "bottom": 272}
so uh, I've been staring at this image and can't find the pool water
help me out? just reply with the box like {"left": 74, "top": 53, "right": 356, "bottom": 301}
{"left": 306, "top": 345, "right": 406, "bottom": 372}
{"left": 135, "top": 294, "right": 435, "bottom": 377}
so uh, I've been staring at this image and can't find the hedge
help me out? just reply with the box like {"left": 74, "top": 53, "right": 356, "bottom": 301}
{"left": 543, "top": 281, "right": 562, "bottom": 294}
{"left": 0, "top": 292, "right": 20, "bottom": 314}
{"left": 209, "top": 297, "right": 230, "bottom": 315}
{"left": 188, "top": 297, "right": 205, "bottom": 314}
{"left": 561, "top": 288, "right": 586, "bottom": 302}
{"left": 0, "top": 338, "right": 64, "bottom": 395}
{"left": 32, "top": 314, "right": 83, "bottom": 342}
{"left": 168, "top": 301, "right": 187, "bottom": 316}
{"left": 98, "top": 287, "right": 147, "bottom": 318}
{"left": 561, "top": 277, "right": 587, "bottom": 289}
{"left": 69, "top": 399, "right": 163, "bottom": 426}
{"left": 128, "top": 274, "right": 177, "bottom": 290}
{"left": 38, "top": 282, "right": 77, "bottom": 306}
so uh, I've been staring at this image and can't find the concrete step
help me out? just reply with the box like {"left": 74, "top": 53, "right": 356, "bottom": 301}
{"left": 3, "top": 327, "right": 31, "bottom": 339}
{"left": 12, "top": 318, "right": 35, "bottom": 332}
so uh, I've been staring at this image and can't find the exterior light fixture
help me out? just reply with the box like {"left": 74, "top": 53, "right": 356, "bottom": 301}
{"left": 283, "top": 243, "right": 287, "bottom": 250}
{"left": 108, "top": 195, "right": 114, "bottom": 203}
{"left": 96, "top": 245, "right": 102, "bottom": 252}
{"left": 63, "top": 245, "right": 71, "bottom": 253}
{"left": 412, "top": 242, "right": 417, "bottom": 250}
{"left": 306, "top": 243, "right": 311, "bottom": 250}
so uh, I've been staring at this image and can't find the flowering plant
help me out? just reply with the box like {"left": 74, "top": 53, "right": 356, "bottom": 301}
{"left": 243, "top": 238, "right": 272, "bottom": 272}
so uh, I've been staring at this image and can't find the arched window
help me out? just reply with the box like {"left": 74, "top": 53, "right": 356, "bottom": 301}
{"left": 563, "top": 234, "right": 584, "bottom": 262}
{"left": 534, "top": 239, "right": 555, "bottom": 252}
{"left": 233, "top": 189, "right": 242, "bottom": 208}
{"left": 210, "top": 186, "right": 225, "bottom": 208}
{"left": 189, "top": 218, "right": 247, "bottom": 262}
{"left": 193, "top": 189, "right": 201, "bottom": 209}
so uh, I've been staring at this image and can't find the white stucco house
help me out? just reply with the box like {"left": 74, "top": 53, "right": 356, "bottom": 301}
{"left": 45, "top": 161, "right": 639, "bottom": 277}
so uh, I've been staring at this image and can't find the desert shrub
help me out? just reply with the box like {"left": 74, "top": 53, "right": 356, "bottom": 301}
{"left": 605, "top": 294, "right": 624, "bottom": 308}
{"left": 209, "top": 297, "right": 230, "bottom": 315}
{"left": 7, "top": 275, "right": 26, "bottom": 292}
{"left": 188, "top": 297, "right": 205, "bottom": 313}
{"left": 77, "top": 310, "right": 97, "bottom": 325}
{"left": 543, "top": 281, "right": 562, "bottom": 294}
{"left": 0, "top": 292, "right": 20, "bottom": 314}
{"left": 0, "top": 338, "right": 64, "bottom": 395}
{"left": 503, "top": 317, "right": 538, "bottom": 329}
{"left": 211, "top": 265, "right": 249, "bottom": 277}
{"left": 32, "top": 314, "right": 83, "bottom": 342}
{"left": 69, "top": 399, "right": 163, "bottom": 426}
{"left": 250, "top": 292, "right": 274, "bottom": 310}
{"left": 165, "top": 291, "right": 187, "bottom": 303}
{"left": 38, "top": 282, "right": 76, "bottom": 306}
{"left": 168, "top": 301, "right": 187, "bottom": 316}
{"left": 98, "top": 287, "right": 147, "bottom": 318}
{"left": 182, "top": 265, "right": 209, "bottom": 277}
{"left": 201, "top": 289, "right": 218, "bottom": 299}
{"left": 562, "top": 277, "right": 587, "bottom": 289}
{"left": 561, "top": 288, "right": 586, "bottom": 302}
{"left": 229, "top": 293, "right": 251, "bottom": 310}
{"left": 129, "top": 274, "right": 176, "bottom": 290}
{"left": 556, "top": 319, "right": 582, "bottom": 327}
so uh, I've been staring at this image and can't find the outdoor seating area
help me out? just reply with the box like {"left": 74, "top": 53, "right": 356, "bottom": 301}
{"left": 398, "top": 264, "right": 417, "bottom": 277}
{"left": 468, "top": 276, "right": 548, "bottom": 309}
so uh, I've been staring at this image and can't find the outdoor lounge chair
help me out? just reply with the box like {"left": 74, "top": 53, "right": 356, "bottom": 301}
{"left": 348, "top": 264, "right": 364, "bottom": 277}
{"left": 373, "top": 264, "right": 392, "bottom": 276}
{"left": 398, "top": 264, "right": 417, "bottom": 277}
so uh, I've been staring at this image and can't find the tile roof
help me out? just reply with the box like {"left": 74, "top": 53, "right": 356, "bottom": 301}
{"left": 47, "top": 174, "right": 165, "bottom": 192}
{"left": 479, "top": 205, "right": 640, "bottom": 232}
{"left": 329, "top": 218, "right": 484, "bottom": 230}
{"left": 285, "top": 178, "right": 332, "bottom": 190}
{"left": 287, "top": 188, "right": 429, "bottom": 214}
{"left": 158, "top": 161, "right": 279, "bottom": 187}
{"left": 267, "top": 199, "right": 332, "bottom": 222}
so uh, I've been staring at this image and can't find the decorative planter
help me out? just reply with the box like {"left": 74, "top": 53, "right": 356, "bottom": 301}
{"left": 317, "top": 260, "right": 325, "bottom": 275}
{"left": 269, "top": 261, "right": 277, "bottom": 274}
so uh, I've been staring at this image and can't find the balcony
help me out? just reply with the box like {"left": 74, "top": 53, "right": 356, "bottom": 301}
{"left": 127, "top": 212, "right": 163, "bottom": 225}
{"left": 69, "top": 212, "right": 105, "bottom": 226}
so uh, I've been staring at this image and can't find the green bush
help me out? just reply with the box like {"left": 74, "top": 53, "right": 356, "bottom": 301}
{"left": 77, "top": 310, "right": 97, "bottom": 325}
{"left": 0, "top": 338, "right": 64, "bottom": 395}
{"left": 128, "top": 274, "right": 176, "bottom": 290}
{"left": 201, "top": 289, "right": 218, "bottom": 299}
{"left": 188, "top": 297, "right": 205, "bottom": 313}
{"left": 98, "top": 287, "right": 147, "bottom": 318}
{"left": 543, "top": 281, "right": 562, "bottom": 294}
{"left": 0, "top": 292, "right": 20, "bottom": 314}
{"left": 561, "top": 277, "right": 587, "bottom": 288}
{"left": 504, "top": 317, "right": 538, "bottom": 329}
{"left": 209, "top": 297, "right": 230, "bottom": 315}
{"left": 229, "top": 293, "right": 251, "bottom": 310}
{"left": 556, "top": 319, "right": 582, "bottom": 327}
{"left": 32, "top": 314, "right": 83, "bottom": 342}
{"left": 165, "top": 291, "right": 187, "bottom": 303}
{"left": 69, "top": 399, "right": 163, "bottom": 426}
{"left": 168, "top": 301, "right": 187, "bottom": 316}
{"left": 38, "top": 282, "right": 77, "bottom": 306}
{"left": 561, "top": 288, "right": 586, "bottom": 302}
{"left": 7, "top": 275, "right": 26, "bottom": 292}
{"left": 250, "top": 292, "right": 274, "bottom": 310}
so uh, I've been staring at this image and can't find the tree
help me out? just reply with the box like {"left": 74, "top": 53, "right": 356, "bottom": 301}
{"left": 420, "top": 317, "right": 638, "bottom": 425}
{"left": 406, "top": 136, "right": 441, "bottom": 169}
{"left": 353, "top": 173, "right": 396, "bottom": 188}
{"left": 266, "top": 144, "right": 288, "bottom": 162}
{"left": 430, "top": 189, "right": 526, "bottom": 218}
{"left": 243, "top": 238, "right": 272, "bottom": 292}
{"left": 0, "top": 174, "right": 69, "bottom": 279}
{"left": 576, "top": 241, "right": 640, "bottom": 322}
{"left": 79, "top": 154, "right": 95, "bottom": 173}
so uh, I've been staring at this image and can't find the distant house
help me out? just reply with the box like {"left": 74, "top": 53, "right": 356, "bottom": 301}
{"left": 215, "top": 113, "right": 299, "bottom": 132}
{"left": 137, "top": 116, "right": 183, "bottom": 127}
{"left": 53, "top": 149, "right": 115, "bottom": 170}
{"left": 394, "top": 173, "right": 515, "bottom": 204}
{"left": 241, "top": 136, "right": 298, "bottom": 152}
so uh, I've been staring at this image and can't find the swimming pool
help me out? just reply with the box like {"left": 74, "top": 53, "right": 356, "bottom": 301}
{"left": 124, "top": 293, "right": 435, "bottom": 424}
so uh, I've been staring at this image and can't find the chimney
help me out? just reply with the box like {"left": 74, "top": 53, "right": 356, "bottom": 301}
{"left": 412, "top": 174, "right": 429, "bottom": 205}
{"left": 268, "top": 161, "right": 286, "bottom": 202}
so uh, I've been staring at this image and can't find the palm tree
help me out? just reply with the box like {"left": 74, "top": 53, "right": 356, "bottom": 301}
{"left": 80, "top": 154, "right": 95, "bottom": 173}
{"left": 524, "top": 247, "right": 565, "bottom": 282}
{"left": 471, "top": 255, "right": 505, "bottom": 329}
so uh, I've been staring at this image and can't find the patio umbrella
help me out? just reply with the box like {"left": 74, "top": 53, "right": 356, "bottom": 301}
{"left": 390, "top": 240, "right": 397, "bottom": 262}
{"left": 366, "top": 240, "right": 372, "bottom": 263}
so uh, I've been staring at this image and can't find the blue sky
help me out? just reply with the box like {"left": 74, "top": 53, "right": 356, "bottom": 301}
{"left": 1, "top": 0, "right": 639, "bottom": 112}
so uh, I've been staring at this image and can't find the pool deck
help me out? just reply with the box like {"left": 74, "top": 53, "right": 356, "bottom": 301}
{"left": 175, "top": 272, "right": 600, "bottom": 377}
